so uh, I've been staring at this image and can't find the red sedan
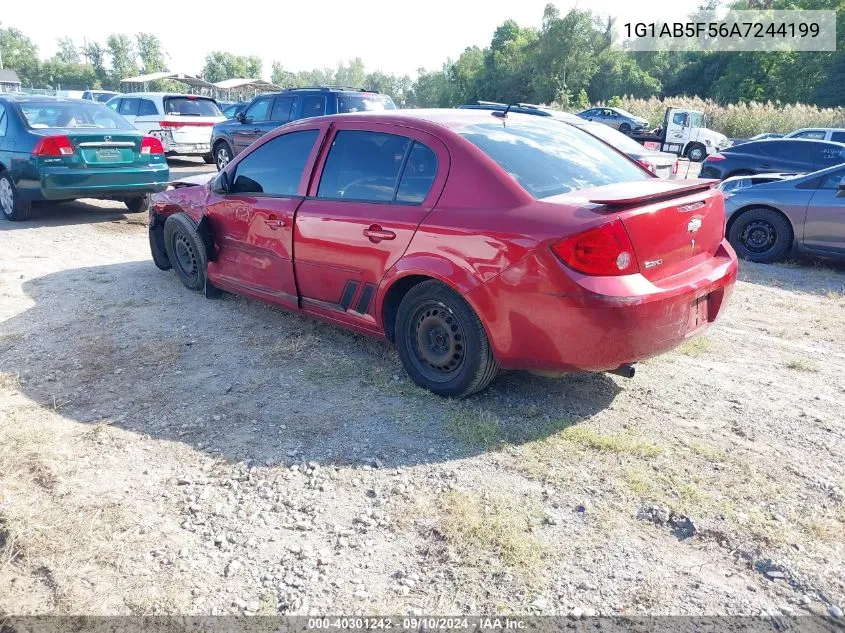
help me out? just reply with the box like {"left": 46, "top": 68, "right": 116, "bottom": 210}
{"left": 149, "top": 109, "right": 737, "bottom": 397}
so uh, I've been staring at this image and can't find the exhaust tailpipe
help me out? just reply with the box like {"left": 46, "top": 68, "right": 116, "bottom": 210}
{"left": 608, "top": 364, "right": 636, "bottom": 379}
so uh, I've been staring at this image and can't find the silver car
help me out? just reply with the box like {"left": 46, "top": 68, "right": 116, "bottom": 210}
{"left": 722, "top": 165, "right": 845, "bottom": 263}
{"left": 576, "top": 107, "right": 650, "bottom": 134}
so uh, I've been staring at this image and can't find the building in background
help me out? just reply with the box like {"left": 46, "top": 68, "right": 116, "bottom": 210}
{"left": 0, "top": 69, "right": 22, "bottom": 93}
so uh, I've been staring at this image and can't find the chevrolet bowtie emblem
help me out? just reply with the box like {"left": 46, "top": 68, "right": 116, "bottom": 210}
{"left": 687, "top": 217, "right": 702, "bottom": 233}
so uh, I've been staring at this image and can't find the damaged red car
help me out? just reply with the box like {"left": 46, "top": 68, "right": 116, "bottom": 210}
{"left": 149, "top": 110, "right": 737, "bottom": 397}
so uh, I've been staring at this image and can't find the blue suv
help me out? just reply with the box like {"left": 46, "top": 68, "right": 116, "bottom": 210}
{"left": 210, "top": 86, "right": 396, "bottom": 170}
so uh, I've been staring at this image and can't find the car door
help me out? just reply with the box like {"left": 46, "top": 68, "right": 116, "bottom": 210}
{"left": 294, "top": 122, "right": 448, "bottom": 331}
{"left": 231, "top": 97, "right": 272, "bottom": 153}
{"left": 205, "top": 124, "right": 329, "bottom": 309}
{"left": 804, "top": 168, "right": 845, "bottom": 253}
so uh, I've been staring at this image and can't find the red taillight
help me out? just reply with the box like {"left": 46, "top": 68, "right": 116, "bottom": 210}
{"left": 637, "top": 159, "right": 655, "bottom": 174}
{"left": 157, "top": 120, "right": 215, "bottom": 128}
{"left": 705, "top": 153, "right": 726, "bottom": 162}
{"left": 33, "top": 135, "right": 74, "bottom": 157}
{"left": 552, "top": 220, "right": 639, "bottom": 276}
{"left": 141, "top": 136, "right": 165, "bottom": 155}
{"left": 672, "top": 160, "right": 679, "bottom": 175}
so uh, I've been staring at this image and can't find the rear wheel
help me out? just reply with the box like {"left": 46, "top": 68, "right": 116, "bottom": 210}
{"left": 124, "top": 195, "right": 150, "bottom": 213}
{"left": 619, "top": 122, "right": 632, "bottom": 134}
{"left": 728, "top": 207, "right": 793, "bottom": 263}
{"left": 203, "top": 153, "right": 215, "bottom": 165}
{"left": 0, "top": 172, "right": 33, "bottom": 221}
{"left": 214, "top": 142, "right": 233, "bottom": 171}
{"left": 163, "top": 213, "right": 207, "bottom": 291}
{"left": 395, "top": 280, "right": 498, "bottom": 397}
{"left": 686, "top": 143, "right": 706, "bottom": 162}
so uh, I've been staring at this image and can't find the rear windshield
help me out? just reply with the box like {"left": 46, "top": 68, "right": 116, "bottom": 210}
{"left": 19, "top": 102, "right": 135, "bottom": 130}
{"left": 337, "top": 93, "right": 396, "bottom": 113}
{"left": 458, "top": 117, "right": 649, "bottom": 198}
{"left": 163, "top": 97, "right": 222, "bottom": 117}
{"left": 575, "top": 121, "right": 647, "bottom": 154}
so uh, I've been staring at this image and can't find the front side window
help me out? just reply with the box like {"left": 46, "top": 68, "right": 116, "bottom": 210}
{"left": 672, "top": 112, "right": 688, "bottom": 126}
{"left": 458, "top": 118, "right": 649, "bottom": 199}
{"left": 0, "top": 104, "right": 7, "bottom": 136}
{"left": 317, "top": 130, "right": 411, "bottom": 202}
{"left": 244, "top": 98, "right": 271, "bottom": 123}
{"left": 230, "top": 129, "right": 319, "bottom": 196}
{"left": 107, "top": 99, "right": 120, "bottom": 112}
{"left": 119, "top": 99, "right": 139, "bottom": 116}
{"left": 19, "top": 102, "right": 135, "bottom": 130}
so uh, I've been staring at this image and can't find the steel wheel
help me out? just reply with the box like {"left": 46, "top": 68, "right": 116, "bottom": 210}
{"left": 739, "top": 219, "right": 777, "bottom": 255}
{"left": 173, "top": 232, "right": 199, "bottom": 285}
{"left": 0, "top": 178, "right": 13, "bottom": 217}
{"left": 406, "top": 299, "right": 467, "bottom": 383}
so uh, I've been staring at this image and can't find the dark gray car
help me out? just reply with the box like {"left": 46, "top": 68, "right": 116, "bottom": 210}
{"left": 576, "top": 107, "right": 650, "bottom": 133}
{"left": 723, "top": 164, "right": 845, "bottom": 263}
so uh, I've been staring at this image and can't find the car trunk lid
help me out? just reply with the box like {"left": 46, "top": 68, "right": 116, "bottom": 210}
{"left": 32, "top": 130, "right": 145, "bottom": 167}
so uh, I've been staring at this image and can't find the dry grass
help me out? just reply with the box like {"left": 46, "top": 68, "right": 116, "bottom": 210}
{"left": 784, "top": 358, "right": 819, "bottom": 373}
{"left": 437, "top": 490, "right": 544, "bottom": 571}
{"left": 443, "top": 406, "right": 504, "bottom": 449}
{"left": 677, "top": 336, "right": 712, "bottom": 358}
{"left": 0, "top": 371, "right": 21, "bottom": 390}
{"left": 556, "top": 425, "right": 663, "bottom": 457}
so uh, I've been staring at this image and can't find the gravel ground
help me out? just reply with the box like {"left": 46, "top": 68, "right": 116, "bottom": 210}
{"left": 1, "top": 158, "right": 843, "bottom": 618}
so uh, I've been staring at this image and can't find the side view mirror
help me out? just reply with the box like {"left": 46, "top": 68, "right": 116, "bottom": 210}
{"left": 236, "top": 111, "right": 246, "bottom": 123}
{"left": 838, "top": 177, "right": 845, "bottom": 190}
{"left": 212, "top": 171, "right": 230, "bottom": 194}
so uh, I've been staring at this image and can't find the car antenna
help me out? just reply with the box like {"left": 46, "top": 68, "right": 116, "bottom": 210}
{"left": 492, "top": 104, "right": 514, "bottom": 119}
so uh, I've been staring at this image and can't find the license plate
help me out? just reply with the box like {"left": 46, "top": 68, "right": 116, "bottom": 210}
{"left": 96, "top": 149, "right": 122, "bottom": 162}
{"left": 687, "top": 295, "right": 709, "bottom": 335}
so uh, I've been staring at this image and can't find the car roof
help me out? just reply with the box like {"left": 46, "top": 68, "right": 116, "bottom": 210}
{"left": 459, "top": 102, "right": 581, "bottom": 122}
{"left": 116, "top": 92, "right": 216, "bottom": 99}
{"left": 789, "top": 127, "right": 845, "bottom": 132}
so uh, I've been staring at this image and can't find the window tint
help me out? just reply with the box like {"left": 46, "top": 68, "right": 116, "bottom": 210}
{"left": 0, "top": 104, "right": 7, "bottom": 136}
{"left": 244, "top": 98, "right": 271, "bottom": 122}
{"left": 163, "top": 97, "right": 221, "bottom": 117}
{"left": 396, "top": 142, "right": 438, "bottom": 203}
{"left": 270, "top": 96, "right": 295, "bottom": 123}
{"left": 831, "top": 132, "right": 845, "bottom": 143}
{"left": 318, "top": 131, "right": 411, "bottom": 202}
{"left": 458, "top": 118, "right": 649, "bottom": 199}
{"left": 230, "top": 129, "right": 318, "bottom": 196}
{"left": 301, "top": 95, "right": 326, "bottom": 118}
{"left": 119, "top": 98, "right": 139, "bottom": 116}
{"left": 107, "top": 99, "right": 120, "bottom": 111}
{"left": 794, "top": 130, "right": 826, "bottom": 140}
{"left": 138, "top": 99, "right": 158, "bottom": 116}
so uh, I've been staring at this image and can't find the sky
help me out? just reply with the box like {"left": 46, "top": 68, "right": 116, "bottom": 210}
{"left": 3, "top": 0, "right": 703, "bottom": 80}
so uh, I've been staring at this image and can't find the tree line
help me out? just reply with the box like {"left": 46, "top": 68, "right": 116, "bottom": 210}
{"left": 2, "top": 0, "right": 844, "bottom": 108}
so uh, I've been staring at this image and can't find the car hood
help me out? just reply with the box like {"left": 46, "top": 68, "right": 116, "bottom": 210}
{"left": 168, "top": 172, "right": 216, "bottom": 188}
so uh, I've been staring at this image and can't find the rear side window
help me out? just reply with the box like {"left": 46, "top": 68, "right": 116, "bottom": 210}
{"left": 231, "top": 129, "right": 318, "bottom": 196}
{"left": 0, "top": 104, "right": 7, "bottom": 136}
{"left": 458, "top": 119, "right": 649, "bottom": 198}
{"left": 301, "top": 95, "right": 326, "bottom": 118}
{"left": 818, "top": 168, "right": 845, "bottom": 189}
{"left": 317, "top": 130, "right": 411, "bottom": 202}
{"left": 138, "top": 99, "right": 158, "bottom": 116}
{"left": 270, "top": 96, "right": 295, "bottom": 123}
{"left": 163, "top": 97, "right": 221, "bottom": 117}
{"left": 831, "top": 132, "right": 845, "bottom": 143}
{"left": 396, "top": 142, "right": 438, "bottom": 203}
{"left": 793, "top": 130, "right": 826, "bottom": 140}
{"left": 337, "top": 94, "right": 396, "bottom": 113}
{"left": 119, "top": 99, "right": 139, "bottom": 116}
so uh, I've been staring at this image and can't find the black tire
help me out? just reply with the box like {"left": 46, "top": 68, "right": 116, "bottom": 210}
{"left": 149, "top": 225, "right": 172, "bottom": 270}
{"left": 395, "top": 280, "right": 499, "bottom": 397}
{"left": 0, "top": 172, "right": 33, "bottom": 221}
{"left": 686, "top": 143, "right": 706, "bottom": 162}
{"left": 213, "top": 141, "right": 233, "bottom": 171}
{"left": 163, "top": 213, "right": 207, "bottom": 291}
{"left": 618, "top": 122, "right": 632, "bottom": 134}
{"left": 728, "top": 207, "right": 793, "bottom": 263}
{"left": 124, "top": 195, "right": 151, "bottom": 213}
{"left": 203, "top": 153, "right": 215, "bottom": 165}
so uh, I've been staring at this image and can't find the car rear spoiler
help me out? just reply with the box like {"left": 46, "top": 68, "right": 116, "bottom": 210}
{"left": 589, "top": 179, "right": 718, "bottom": 208}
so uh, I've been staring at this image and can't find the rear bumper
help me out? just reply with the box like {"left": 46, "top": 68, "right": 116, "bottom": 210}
{"left": 19, "top": 164, "right": 170, "bottom": 201}
{"left": 465, "top": 240, "right": 738, "bottom": 372}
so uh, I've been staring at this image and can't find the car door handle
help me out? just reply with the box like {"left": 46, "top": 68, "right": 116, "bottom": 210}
{"left": 363, "top": 225, "right": 396, "bottom": 242}
{"left": 264, "top": 216, "right": 286, "bottom": 229}
{"left": 252, "top": 128, "right": 262, "bottom": 134}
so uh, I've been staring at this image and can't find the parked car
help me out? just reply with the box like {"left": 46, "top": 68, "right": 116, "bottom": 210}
{"left": 106, "top": 93, "right": 225, "bottom": 162}
{"left": 149, "top": 109, "right": 737, "bottom": 396}
{"left": 576, "top": 107, "right": 649, "bottom": 133}
{"left": 220, "top": 102, "right": 248, "bottom": 119}
{"left": 785, "top": 128, "right": 845, "bottom": 142}
{"left": 729, "top": 132, "right": 784, "bottom": 145}
{"left": 210, "top": 86, "right": 396, "bottom": 170}
{"left": 458, "top": 103, "right": 678, "bottom": 178}
{"left": 0, "top": 95, "right": 169, "bottom": 221}
{"left": 628, "top": 108, "right": 730, "bottom": 162}
{"left": 721, "top": 164, "right": 845, "bottom": 263}
{"left": 82, "top": 90, "right": 119, "bottom": 103}
{"left": 700, "top": 139, "right": 845, "bottom": 180}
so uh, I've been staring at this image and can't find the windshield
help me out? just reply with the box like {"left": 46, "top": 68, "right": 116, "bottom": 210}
{"left": 337, "top": 94, "right": 397, "bottom": 113}
{"left": 458, "top": 118, "right": 649, "bottom": 198}
{"left": 19, "top": 102, "right": 135, "bottom": 130}
{"left": 163, "top": 97, "right": 222, "bottom": 117}
{"left": 575, "top": 121, "right": 647, "bottom": 153}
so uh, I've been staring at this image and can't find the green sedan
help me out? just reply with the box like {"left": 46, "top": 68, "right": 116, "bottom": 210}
{"left": 0, "top": 95, "right": 169, "bottom": 221}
